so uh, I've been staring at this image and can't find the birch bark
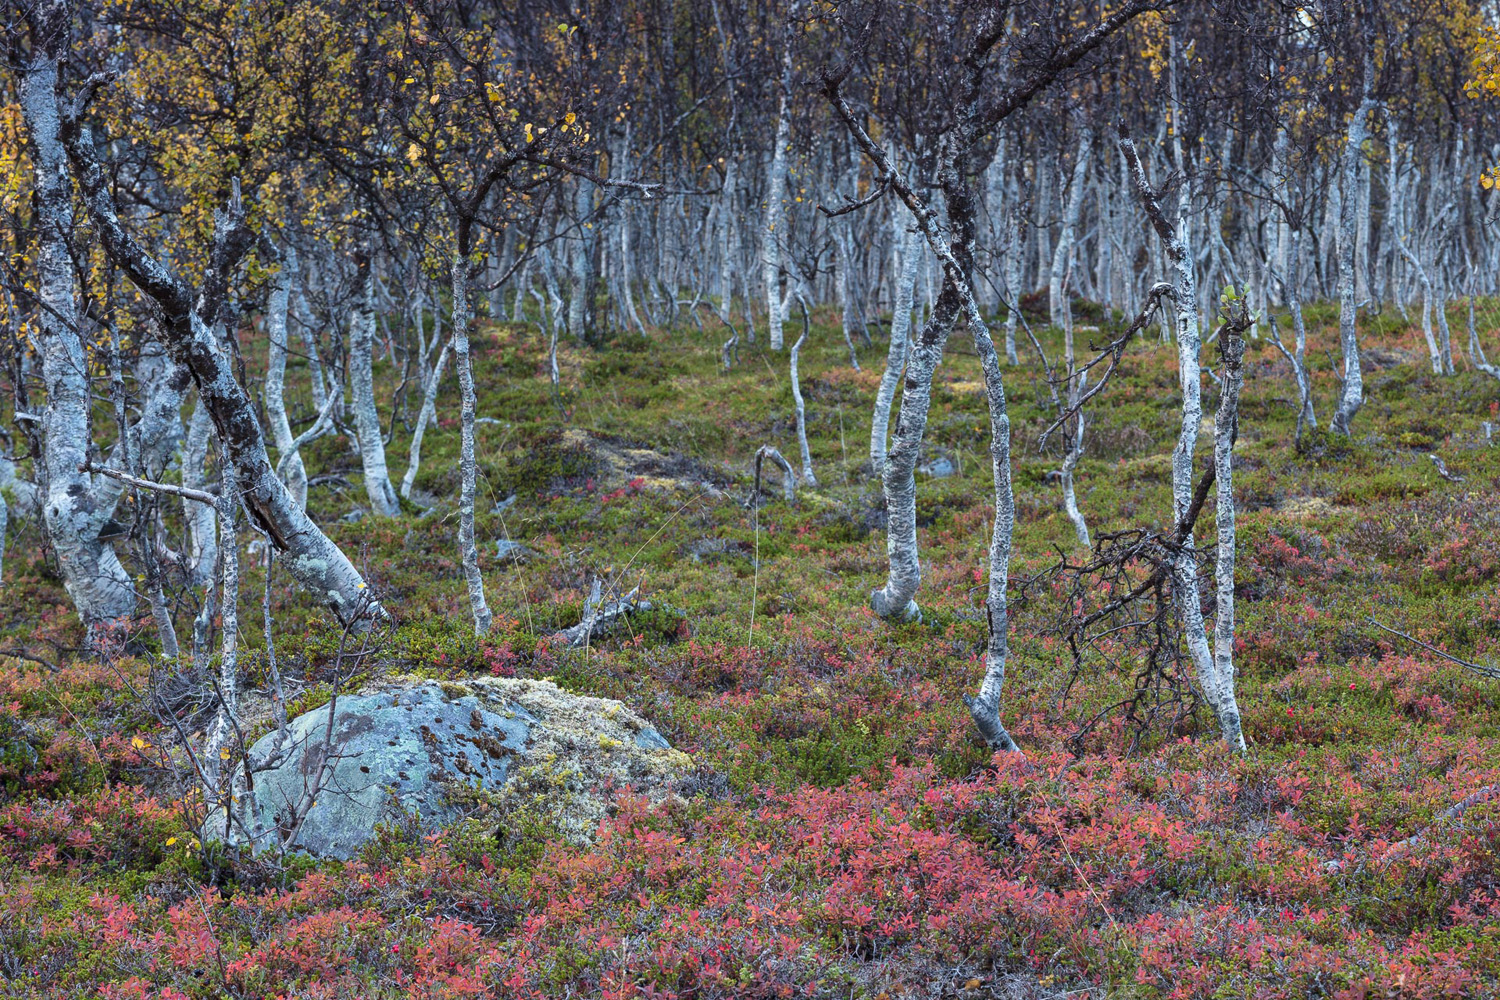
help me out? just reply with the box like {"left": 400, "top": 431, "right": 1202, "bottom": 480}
{"left": 19, "top": 32, "right": 136, "bottom": 629}
{"left": 1050, "top": 127, "right": 1094, "bottom": 326}
{"left": 871, "top": 213, "right": 918, "bottom": 474}
{"left": 1121, "top": 129, "right": 1244, "bottom": 750}
{"left": 350, "top": 246, "right": 401, "bottom": 516}
{"left": 1331, "top": 54, "right": 1377, "bottom": 437}
{"left": 264, "top": 245, "right": 307, "bottom": 510}
{"left": 761, "top": 23, "right": 794, "bottom": 350}
{"left": 790, "top": 297, "right": 817, "bottom": 487}
{"left": 400, "top": 336, "right": 452, "bottom": 500}
{"left": 451, "top": 249, "right": 493, "bottom": 636}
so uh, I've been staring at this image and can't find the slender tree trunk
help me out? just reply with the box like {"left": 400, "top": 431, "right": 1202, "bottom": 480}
{"left": 350, "top": 246, "right": 401, "bottom": 516}
{"left": 1211, "top": 315, "right": 1248, "bottom": 751}
{"left": 871, "top": 215, "right": 918, "bottom": 474}
{"left": 182, "top": 400, "right": 219, "bottom": 586}
{"left": 1121, "top": 129, "right": 1244, "bottom": 750}
{"left": 1050, "top": 127, "right": 1093, "bottom": 326}
{"left": 1399, "top": 237, "right": 1442, "bottom": 374}
{"left": 1270, "top": 227, "right": 1317, "bottom": 437}
{"left": 1331, "top": 56, "right": 1377, "bottom": 436}
{"left": 1059, "top": 370, "right": 1090, "bottom": 548}
{"left": 451, "top": 249, "right": 493, "bottom": 635}
{"left": 719, "top": 159, "right": 739, "bottom": 322}
{"left": 1003, "top": 203, "right": 1024, "bottom": 364}
{"left": 264, "top": 246, "right": 308, "bottom": 510}
{"left": 790, "top": 307, "right": 817, "bottom": 487}
{"left": 761, "top": 28, "right": 793, "bottom": 350}
{"left": 400, "top": 337, "right": 452, "bottom": 500}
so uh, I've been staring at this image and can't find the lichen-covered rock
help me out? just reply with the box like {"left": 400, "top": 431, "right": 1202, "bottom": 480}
{"left": 214, "top": 677, "right": 690, "bottom": 858}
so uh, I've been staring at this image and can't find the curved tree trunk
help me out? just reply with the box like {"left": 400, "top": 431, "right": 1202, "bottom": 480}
{"left": 789, "top": 304, "right": 817, "bottom": 488}
{"left": 1122, "top": 129, "right": 1245, "bottom": 751}
{"left": 761, "top": 26, "right": 793, "bottom": 351}
{"left": 182, "top": 400, "right": 220, "bottom": 587}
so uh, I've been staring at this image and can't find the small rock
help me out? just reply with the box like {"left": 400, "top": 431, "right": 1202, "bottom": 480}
{"left": 492, "top": 494, "right": 518, "bottom": 515}
{"left": 494, "top": 539, "right": 534, "bottom": 564}
{"left": 919, "top": 457, "right": 957, "bottom": 479}
{"left": 340, "top": 508, "right": 365, "bottom": 523}
{"left": 684, "top": 538, "right": 751, "bottom": 563}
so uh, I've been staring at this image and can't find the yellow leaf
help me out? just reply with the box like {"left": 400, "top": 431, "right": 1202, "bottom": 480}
{"left": 403, "top": 77, "right": 415, "bottom": 85}
{"left": 564, "top": 112, "right": 576, "bottom": 125}
{"left": 1483, "top": 173, "right": 1496, "bottom": 190}
{"left": 429, "top": 93, "right": 441, "bottom": 105}
{"left": 166, "top": 836, "right": 178, "bottom": 846}
{"left": 220, "top": 747, "right": 231, "bottom": 759}
{"left": 131, "top": 736, "right": 148, "bottom": 751}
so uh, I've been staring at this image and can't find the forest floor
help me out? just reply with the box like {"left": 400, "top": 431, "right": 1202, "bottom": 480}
{"left": 2, "top": 297, "right": 1499, "bottom": 999}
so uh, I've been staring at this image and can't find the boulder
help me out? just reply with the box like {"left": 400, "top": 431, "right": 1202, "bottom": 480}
{"left": 213, "top": 677, "right": 690, "bottom": 859}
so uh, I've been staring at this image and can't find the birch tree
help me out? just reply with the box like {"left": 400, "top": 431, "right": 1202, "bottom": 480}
{"left": 1120, "top": 129, "right": 1245, "bottom": 751}
{"left": 59, "top": 89, "right": 382, "bottom": 626}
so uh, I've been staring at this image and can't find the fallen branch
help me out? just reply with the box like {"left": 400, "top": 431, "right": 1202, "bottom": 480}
{"left": 1367, "top": 617, "right": 1500, "bottom": 679}
{"left": 1426, "top": 453, "right": 1464, "bottom": 482}
{"left": 553, "top": 578, "right": 650, "bottom": 647}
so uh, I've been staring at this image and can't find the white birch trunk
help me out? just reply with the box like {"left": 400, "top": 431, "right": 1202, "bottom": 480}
{"left": 451, "top": 251, "right": 493, "bottom": 636}
{"left": 400, "top": 337, "right": 452, "bottom": 500}
{"left": 1059, "top": 370, "right": 1090, "bottom": 548}
{"left": 789, "top": 312, "right": 817, "bottom": 487}
{"left": 719, "top": 159, "right": 739, "bottom": 322}
{"left": 182, "top": 400, "right": 219, "bottom": 587}
{"left": 1211, "top": 319, "right": 1248, "bottom": 751}
{"left": 350, "top": 248, "right": 401, "bottom": 516}
{"left": 1003, "top": 206, "right": 1023, "bottom": 364}
{"left": 19, "top": 29, "right": 136, "bottom": 629}
{"left": 1049, "top": 127, "right": 1094, "bottom": 326}
{"left": 1121, "top": 130, "right": 1244, "bottom": 750}
{"left": 761, "top": 34, "right": 793, "bottom": 350}
{"left": 64, "top": 114, "right": 381, "bottom": 625}
{"left": 871, "top": 212, "right": 918, "bottom": 474}
{"left": 264, "top": 246, "right": 308, "bottom": 510}
{"left": 1331, "top": 59, "right": 1377, "bottom": 436}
